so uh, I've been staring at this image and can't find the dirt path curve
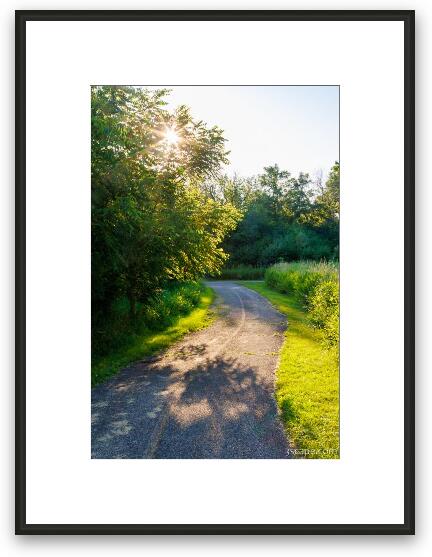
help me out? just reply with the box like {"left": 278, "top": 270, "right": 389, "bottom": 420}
{"left": 91, "top": 281, "right": 289, "bottom": 459}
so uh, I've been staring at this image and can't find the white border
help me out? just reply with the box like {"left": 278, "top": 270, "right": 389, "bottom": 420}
{"left": 26, "top": 19, "right": 404, "bottom": 525}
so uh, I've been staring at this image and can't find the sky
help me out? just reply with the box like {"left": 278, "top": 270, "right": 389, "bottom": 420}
{"left": 145, "top": 85, "right": 339, "bottom": 181}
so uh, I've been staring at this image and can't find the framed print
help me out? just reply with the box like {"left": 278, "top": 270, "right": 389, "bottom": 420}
{"left": 15, "top": 10, "right": 415, "bottom": 534}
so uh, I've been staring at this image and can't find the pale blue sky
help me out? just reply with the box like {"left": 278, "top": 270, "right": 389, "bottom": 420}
{"left": 146, "top": 85, "right": 339, "bottom": 180}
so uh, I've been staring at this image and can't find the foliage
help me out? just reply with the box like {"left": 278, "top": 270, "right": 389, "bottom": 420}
{"left": 207, "top": 163, "right": 340, "bottom": 266}
{"left": 265, "top": 261, "right": 339, "bottom": 347}
{"left": 92, "top": 86, "right": 241, "bottom": 333}
{"left": 240, "top": 282, "right": 339, "bottom": 458}
{"left": 91, "top": 81, "right": 340, "bottom": 430}
{"left": 92, "top": 283, "right": 215, "bottom": 385}
{"left": 208, "top": 265, "right": 266, "bottom": 280}
{"left": 308, "top": 280, "right": 339, "bottom": 347}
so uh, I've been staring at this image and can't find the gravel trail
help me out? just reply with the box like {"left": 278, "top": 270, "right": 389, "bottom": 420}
{"left": 91, "top": 281, "right": 289, "bottom": 459}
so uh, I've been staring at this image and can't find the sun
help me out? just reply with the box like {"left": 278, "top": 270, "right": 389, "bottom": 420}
{"left": 164, "top": 127, "right": 180, "bottom": 146}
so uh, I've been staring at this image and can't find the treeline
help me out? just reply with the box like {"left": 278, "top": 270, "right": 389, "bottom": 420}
{"left": 91, "top": 86, "right": 240, "bottom": 354}
{"left": 92, "top": 86, "right": 339, "bottom": 356}
{"left": 204, "top": 163, "right": 339, "bottom": 267}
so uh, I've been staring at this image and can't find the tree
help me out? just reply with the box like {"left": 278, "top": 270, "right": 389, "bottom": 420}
{"left": 311, "top": 162, "right": 340, "bottom": 223}
{"left": 91, "top": 86, "right": 241, "bottom": 324}
{"left": 219, "top": 164, "right": 339, "bottom": 267}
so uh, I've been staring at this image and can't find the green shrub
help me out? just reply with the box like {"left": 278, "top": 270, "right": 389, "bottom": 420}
{"left": 265, "top": 261, "right": 339, "bottom": 347}
{"left": 92, "top": 281, "right": 204, "bottom": 359}
{"left": 92, "top": 285, "right": 214, "bottom": 385}
{"left": 255, "top": 227, "right": 335, "bottom": 266}
{"left": 309, "top": 280, "right": 339, "bottom": 347}
{"left": 209, "top": 265, "right": 265, "bottom": 280}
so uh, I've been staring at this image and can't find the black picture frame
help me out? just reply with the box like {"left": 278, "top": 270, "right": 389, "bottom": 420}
{"left": 15, "top": 9, "right": 415, "bottom": 535}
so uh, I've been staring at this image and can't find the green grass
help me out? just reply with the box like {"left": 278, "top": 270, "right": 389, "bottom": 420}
{"left": 240, "top": 281, "right": 339, "bottom": 459}
{"left": 91, "top": 286, "right": 215, "bottom": 386}
{"left": 209, "top": 265, "right": 266, "bottom": 280}
{"left": 265, "top": 261, "right": 339, "bottom": 348}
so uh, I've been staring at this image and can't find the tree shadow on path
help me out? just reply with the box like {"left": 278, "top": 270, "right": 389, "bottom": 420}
{"left": 92, "top": 355, "right": 288, "bottom": 459}
{"left": 155, "top": 355, "right": 288, "bottom": 459}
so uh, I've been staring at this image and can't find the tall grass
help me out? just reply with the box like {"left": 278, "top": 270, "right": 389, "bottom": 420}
{"left": 92, "top": 282, "right": 214, "bottom": 384}
{"left": 265, "top": 261, "right": 339, "bottom": 348}
{"left": 92, "top": 281, "right": 204, "bottom": 359}
{"left": 209, "top": 265, "right": 266, "bottom": 280}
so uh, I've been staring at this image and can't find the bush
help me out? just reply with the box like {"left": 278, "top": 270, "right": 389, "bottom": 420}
{"left": 210, "top": 265, "right": 266, "bottom": 280}
{"left": 257, "top": 228, "right": 334, "bottom": 266}
{"left": 265, "top": 261, "right": 339, "bottom": 347}
{"left": 309, "top": 280, "right": 339, "bottom": 348}
{"left": 145, "top": 283, "right": 201, "bottom": 330}
{"left": 92, "top": 281, "right": 204, "bottom": 359}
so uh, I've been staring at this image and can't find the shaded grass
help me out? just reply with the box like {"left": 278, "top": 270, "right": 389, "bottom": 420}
{"left": 240, "top": 281, "right": 339, "bottom": 459}
{"left": 91, "top": 286, "right": 215, "bottom": 386}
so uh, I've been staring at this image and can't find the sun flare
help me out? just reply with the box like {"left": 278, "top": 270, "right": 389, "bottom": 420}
{"left": 164, "top": 127, "right": 180, "bottom": 145}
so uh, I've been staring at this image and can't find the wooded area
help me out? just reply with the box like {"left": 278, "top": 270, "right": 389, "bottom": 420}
{"left": 91, "top": 86, "right": 339, "bottom": 359}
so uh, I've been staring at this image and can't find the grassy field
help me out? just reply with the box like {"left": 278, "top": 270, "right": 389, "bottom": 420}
{"left": 240, "top": 281, "right": 339, "bottom": 458}
{"left": 91, "top": 286, "right": 215, "bottom": 386}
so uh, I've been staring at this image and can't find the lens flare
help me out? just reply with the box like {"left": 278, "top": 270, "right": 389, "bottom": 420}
{"left": 164, "top": 127, "right": 179, "bottom": 145}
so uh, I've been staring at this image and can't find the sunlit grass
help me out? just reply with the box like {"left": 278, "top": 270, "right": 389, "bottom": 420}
{"left": 91, "top": 287, "right": 215, "bottom": 386}
{"left": 240, "top": 281, "right": 339, "bottom": 459}
{"left": 209, "top": 265, "right": 266, "bottom": 280}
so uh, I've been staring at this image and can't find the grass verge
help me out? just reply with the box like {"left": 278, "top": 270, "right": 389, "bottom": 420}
{"left": 208, "top": 265, "right": 266, "bottom": 280}
{"left": 240, "top": 281, "right": 339, "bottom": 459}
{"left": 91, "top": 286, "right": 215, "bottom": 386}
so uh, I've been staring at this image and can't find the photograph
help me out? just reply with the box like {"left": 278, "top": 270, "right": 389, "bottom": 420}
{"left": 16, "top": 8, "right": 414, "bottom": 534}
{"left": 90, "top": 85, "right": 340, "bottom": 459}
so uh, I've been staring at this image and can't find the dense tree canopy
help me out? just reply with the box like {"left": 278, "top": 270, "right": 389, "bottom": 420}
{"left": 91, "top": 86, "right": 241, "bottom": 324}
{"left": 204, "top": 162, "right": 340, "bottom": 266}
